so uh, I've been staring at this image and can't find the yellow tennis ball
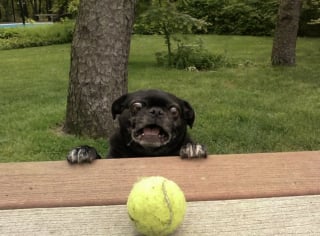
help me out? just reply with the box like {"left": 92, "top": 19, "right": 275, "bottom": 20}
{"left": 127, "top": 176, "right": 187, "bottom": 236}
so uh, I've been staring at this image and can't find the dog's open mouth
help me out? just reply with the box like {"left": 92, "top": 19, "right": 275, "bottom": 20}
{"left": 132, "top": 125, "right": 170, "bottom": 147}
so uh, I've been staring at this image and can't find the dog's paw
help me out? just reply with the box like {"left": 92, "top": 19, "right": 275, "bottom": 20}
{"left": 67, "top": 145, "right": 101, "bottom": 164}
{"left": 179, "top": 143, "right": 207, "bottom": 159}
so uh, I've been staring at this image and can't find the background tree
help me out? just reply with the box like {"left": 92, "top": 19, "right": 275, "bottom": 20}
{"left": 63, "top": 0, "right": 135, "bottom": 138}
{"left": 136, "top": 0, "right": 208, "bottom": 66}
{"left": 271, "top": 0, "right": 303, "bottom": 66}
{"left": 1, "top": 0, "right": 319, "bottom": 37}
{"left": 17, "top": 0, "right": 26, "bottom": 24}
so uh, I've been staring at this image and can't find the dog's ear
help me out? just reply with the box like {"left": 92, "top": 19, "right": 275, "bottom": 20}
{"left": 181, "top": 100, "right": 195, "bottom": 128}
{"left": 111, "top": 94, "right": 128, "bottom": 119}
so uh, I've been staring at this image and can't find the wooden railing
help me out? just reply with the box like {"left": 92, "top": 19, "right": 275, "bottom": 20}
{"left": 0, "top": 151, "right": 319, "bottom": 235}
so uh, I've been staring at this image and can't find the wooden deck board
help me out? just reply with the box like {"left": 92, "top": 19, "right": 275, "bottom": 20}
{"left": 0, "top": 151, "right": 319, "bottom": 210}
{"left": 1, "top": 195, "right": 319, "bottom": 235}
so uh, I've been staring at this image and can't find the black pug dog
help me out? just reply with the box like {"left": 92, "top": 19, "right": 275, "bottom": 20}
{"left": 67, "top": 89, "right": 207, "bottom": 163}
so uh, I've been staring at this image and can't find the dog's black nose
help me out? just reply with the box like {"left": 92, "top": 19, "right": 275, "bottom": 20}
{"left": 149, "top": 107, "right": 164, "bottom": 117}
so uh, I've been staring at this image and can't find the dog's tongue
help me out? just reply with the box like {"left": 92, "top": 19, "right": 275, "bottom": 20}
{"left": 143, "top": 127, "right": 160, "bottom": 136}
{"left": 136, "top": 126, "right": 168, "bottom": 146}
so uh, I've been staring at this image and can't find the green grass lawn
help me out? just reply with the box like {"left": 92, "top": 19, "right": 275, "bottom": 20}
{"left": 0, "top": 35, "right": 319, "bottom": 162}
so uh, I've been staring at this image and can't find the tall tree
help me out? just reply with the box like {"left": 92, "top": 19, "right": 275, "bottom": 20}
{"left": 271, "top": 0, "right": 302, "bottom": 66}
{"left": 137, "top": 0, "right": 208, "bottom": 67}
{"left": 64, "top": 0, "right": 136, "bottom": 138}
{"left": 11, "top": 0, "right": 16, "bottom": 22}
{"left": 17, "top": 0, "right": 26, "bottom": 24}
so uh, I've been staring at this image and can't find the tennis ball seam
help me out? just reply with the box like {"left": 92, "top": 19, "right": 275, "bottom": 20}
{"left": 162, "top": 179, "right": 173, "bottom": 228}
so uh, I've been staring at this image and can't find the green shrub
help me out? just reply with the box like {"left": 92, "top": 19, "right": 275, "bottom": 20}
{"left": 133, "top": 22, "right": 159, "bottom": 35}
{"left": 178, "top": 0, "right": 320, "bottom": 37}
{"left": 0, "top": 30, "right": 20, "bottom": 39}
{"left": 0, "top": 21, "right": 74, "bottom": 50}
{"left": 299, "top": 0, "right": 320, "bottom": 36}
{"left": 179, "top": 0, "right": 278, "bottom": 36}
{"left": 156, "top": 41, "right": 232, "bottom": 71}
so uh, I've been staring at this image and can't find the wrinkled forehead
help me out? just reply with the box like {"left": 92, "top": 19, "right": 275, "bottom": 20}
{"left": 130, "top": 90, "right": 179, "bottom": 107}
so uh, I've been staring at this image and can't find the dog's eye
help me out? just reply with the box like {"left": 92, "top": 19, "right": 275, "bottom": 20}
{"left": 169, "top": 106, "right": 179, "bottom": 118}
{"left": 130, "top": 102, "right": 143, "bottom": 114}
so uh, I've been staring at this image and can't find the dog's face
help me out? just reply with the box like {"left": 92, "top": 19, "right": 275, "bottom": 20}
{"left": 111, "top": 90, "right": 194, "bottom": 153}
{"left": 67, "top": 89, "right": 206, "bottom": 163}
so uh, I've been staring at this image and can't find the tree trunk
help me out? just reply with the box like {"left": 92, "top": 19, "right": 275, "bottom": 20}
{"left": 18, "top": 0, "right": 26, "bottom": 25}
{"left": 271, "top": 0, "right": 302, "bottom": 66}
{"left": 64, "top": 0, "right": 136, "bottom": 138}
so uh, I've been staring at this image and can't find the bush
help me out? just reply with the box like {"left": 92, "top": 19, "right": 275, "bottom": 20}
{"left": 178, "top": 0, "right": 320, "bottom": 37}
{"left": 179, "top": 0, "right": 278, "bottom": 36}
{"left": 0, "top": 21, "right": 74, "bottom": 50}
{"left": 135, "top": 0, "right": 320, "bottom": 37}
{"left": 156, "top": 41, "right": 232, "bottom": 71}
{"left": 299, "top": 0, "right": 320, "bottom": 36}
{"left": 0, "top": 30, "right": 19, "bottom": 39}
{"left": 133, "top": 21, "right": 159, "bottom": 35}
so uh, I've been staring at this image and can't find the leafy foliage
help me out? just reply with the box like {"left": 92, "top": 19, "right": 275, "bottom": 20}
{"left": 179, "top": 0, "right": 278, "bottom": 36}
{"left": 67, "top": 0, "right": 79, "bottom": 17}
{"left": 0, "top": 21, "right": 74, "bottom": 50}
{"left": 136, "top": 0, "right": 320, "bottom": 37}
{"left": 136, "top": 0, "right": 209, "bottom": 67}
{"left": 156, "top": 39, "right": 232, "bottom": 71}
{"left": 1, "top": 0, "right": 320, "bottom": 37}
{"left": 135, "top": 1, "right": 208, "bottom": 34}
{"left": 299, "top": 0, "right": 320, "bottom": 36}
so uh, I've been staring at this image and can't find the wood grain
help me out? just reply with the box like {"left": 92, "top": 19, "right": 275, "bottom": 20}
{"left": 1, "top": 195, "right": 319, "bottom": 235}
{"left": 0, "top": 151, "right": 319, "bottom": 209}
